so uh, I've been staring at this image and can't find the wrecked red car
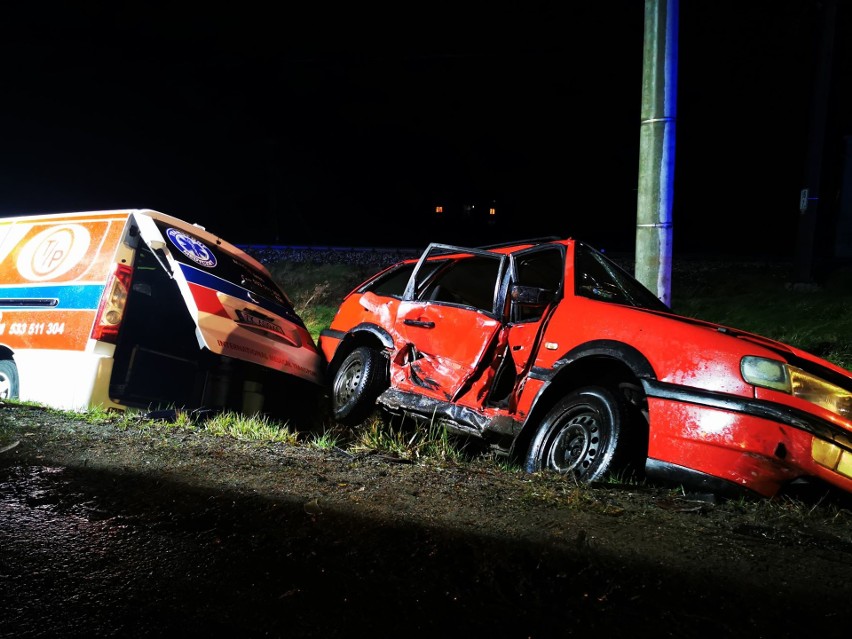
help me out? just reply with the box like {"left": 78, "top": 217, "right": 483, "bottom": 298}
{"left": 318, "top": 238, "right": 852, "bottom": 499}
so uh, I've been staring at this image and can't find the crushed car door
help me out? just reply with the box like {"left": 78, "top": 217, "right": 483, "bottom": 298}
{"left": 503, "top": 244, "right": 565, "bottom": 378}
{"left": 390, "top": 244, "right": 507, "bottom": 403}
{"left": 131, "top": 212, "right": 322, "bottom": 385}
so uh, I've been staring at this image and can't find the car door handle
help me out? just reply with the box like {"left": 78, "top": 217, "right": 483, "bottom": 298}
{"left": 404, "top": 319, "right": 435, "bottom": 328}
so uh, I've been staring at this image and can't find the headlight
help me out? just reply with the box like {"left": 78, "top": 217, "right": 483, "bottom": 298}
{"left": 741, "top": 356, "right": 790, "bottom": 392}
{"left": 742, "top": 356, "right": 852, "bottom": 419}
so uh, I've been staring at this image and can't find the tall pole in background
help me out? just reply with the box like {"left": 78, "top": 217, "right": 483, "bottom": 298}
{"left": 635, "top": 0, "right": 678, "bottom": 306}
{"left": 794, "top": 0, "right": 836, "bottom": 284}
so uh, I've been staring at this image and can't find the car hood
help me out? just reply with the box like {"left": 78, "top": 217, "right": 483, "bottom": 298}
{"left": 650, "top": 309, "right": 850, "bottom": 379}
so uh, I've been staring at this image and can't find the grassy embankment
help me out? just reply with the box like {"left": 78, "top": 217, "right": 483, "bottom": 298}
{"left": 668, "top": 259, "right": 852, "bottom": 371}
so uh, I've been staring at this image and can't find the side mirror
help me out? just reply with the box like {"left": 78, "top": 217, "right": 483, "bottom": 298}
{"left": 510, "top": 285, "right": 554, "bottom": 305}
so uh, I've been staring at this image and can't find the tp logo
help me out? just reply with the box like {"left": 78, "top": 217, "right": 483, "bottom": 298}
{"left": 17, "top": 225, "right": 91, "bottom": 281}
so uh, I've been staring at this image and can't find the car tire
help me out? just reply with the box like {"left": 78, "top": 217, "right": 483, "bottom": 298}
{"left": 0, "top": 359, "right": 20, "bottom": 400}
{"left": 525, "top": 385, "right": 630, "bottom": 483}
{"left": 331, "top": 346, "right": 388, "bottom": 426}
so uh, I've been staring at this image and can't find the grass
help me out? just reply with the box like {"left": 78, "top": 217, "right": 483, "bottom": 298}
{"left": 201, "top": 410, "right": 299, "bottom": 444}
{"left": 1, "top": 398, "right": 467, "bottom": 468}
{"left": 350, "top": 413, "right": 470, "bottom": 463}
{"left": 308, "top": 428, "right": 343, "bottom": 450}
{"left": 670, "top": 259, "right": 852, "bottom": 370}
{"left": 267, "top": 261, "right": 377, "bottom": 339}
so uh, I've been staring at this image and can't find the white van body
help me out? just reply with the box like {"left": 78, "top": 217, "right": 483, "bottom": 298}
{"left": 0, "top": 209, "right": 323, "bottom": 417}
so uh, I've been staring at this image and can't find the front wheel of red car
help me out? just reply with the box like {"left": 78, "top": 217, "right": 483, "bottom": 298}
{"left": 525, "top": 386, "right": 630, "bottom": 483}
{"left": 331, "top": 346, "right": 388, "bottom": 427}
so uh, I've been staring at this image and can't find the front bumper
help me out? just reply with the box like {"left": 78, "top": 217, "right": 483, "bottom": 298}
{"left": 644, "top": 379, "right": 852, "bottom": 497}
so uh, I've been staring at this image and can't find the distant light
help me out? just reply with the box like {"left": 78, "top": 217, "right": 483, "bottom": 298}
{"left": 435, "top": 205, "right": 443, "bottom": 214}
{"left": 489, "top": 207, "right": 496, "bottom": 216}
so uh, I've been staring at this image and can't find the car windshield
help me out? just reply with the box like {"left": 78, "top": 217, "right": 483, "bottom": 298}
{"left": 574, "top": 243, "right": 670, "bottom": 312}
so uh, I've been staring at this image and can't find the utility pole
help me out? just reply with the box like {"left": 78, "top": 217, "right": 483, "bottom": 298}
{"left": 794, "top": 0, "right": 837, "bottom": 284}
{"left": 635, "top": 0, "right": 678, "bottom": 306}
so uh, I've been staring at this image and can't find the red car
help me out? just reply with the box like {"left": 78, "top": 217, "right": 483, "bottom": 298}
{"left": 318, "top": 238, "right": 852, "bottom": 499}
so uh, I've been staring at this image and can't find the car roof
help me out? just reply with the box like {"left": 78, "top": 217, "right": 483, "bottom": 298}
{"left": 473, "top": 236, "right": 569, "bottom": 253}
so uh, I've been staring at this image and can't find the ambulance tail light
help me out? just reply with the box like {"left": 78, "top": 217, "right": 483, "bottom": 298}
{"left": 92, "top": 263, "right": 133, "bottom": 344}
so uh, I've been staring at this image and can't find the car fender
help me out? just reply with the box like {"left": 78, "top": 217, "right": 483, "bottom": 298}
{"left": 552, "top": 339, "right": 658, "bottom": 380}
{"left": 523, "top": 339, "right": 657, "bottom": 395}
{"left": 510, "top": 339, "right": 657, "bottom": 459}
{"left": 328, "top": 322, "right": 394, "bottom": 375}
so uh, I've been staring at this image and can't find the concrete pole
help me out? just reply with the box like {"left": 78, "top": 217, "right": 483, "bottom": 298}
{"left": 793, "top": 0, "right": 836, "bottom": 284}
{"left": 635, "top": 0, "right": 678, "bottom": 306}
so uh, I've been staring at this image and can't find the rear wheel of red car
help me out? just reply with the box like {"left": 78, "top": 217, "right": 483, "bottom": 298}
{"left": 332, "top": 346, "right": 388, "bottom": 426}
{"left": 525, "top": 385, "right": 629, "bottom": 483}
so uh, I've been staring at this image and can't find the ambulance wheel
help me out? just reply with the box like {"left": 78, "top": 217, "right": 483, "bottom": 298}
{"left": 0, "top": 359, "right": 20, "bottom": 399}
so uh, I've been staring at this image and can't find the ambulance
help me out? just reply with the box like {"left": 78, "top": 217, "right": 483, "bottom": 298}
{"left": 0, "top": 209, "right": 324, "bottom": 419}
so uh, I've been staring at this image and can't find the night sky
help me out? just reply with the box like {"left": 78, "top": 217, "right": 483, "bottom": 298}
{"left": 1, "top": 2, "right": 849, "bottom": 256}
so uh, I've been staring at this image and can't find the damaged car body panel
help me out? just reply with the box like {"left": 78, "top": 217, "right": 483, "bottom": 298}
{"left": 0, "top": 209, "right": 323, "bottom": 418}
{"left": 319, "top": 237, "right": 852, "bottom": 499}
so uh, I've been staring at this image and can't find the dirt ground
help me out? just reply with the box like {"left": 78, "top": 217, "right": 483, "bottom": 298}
{"left": 2, "top": 401, "right": 852, "bottom": 638}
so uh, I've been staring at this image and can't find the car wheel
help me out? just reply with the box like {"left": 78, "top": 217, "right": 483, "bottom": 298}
{"left": 332, "top": 346, "right": 388, "bottom": 426}
{"left": 525, "top": 385, "right": 629, "bottom": 483}
{"left": 0, "top": 359, "right": 20, "bottom": 399}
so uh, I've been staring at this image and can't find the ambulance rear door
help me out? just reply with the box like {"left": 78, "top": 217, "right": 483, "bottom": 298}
{"left": 132, "top": 212, "right": 323, "bottom": 386}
